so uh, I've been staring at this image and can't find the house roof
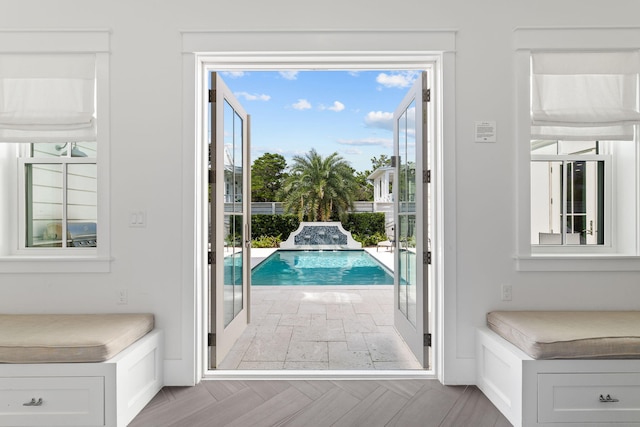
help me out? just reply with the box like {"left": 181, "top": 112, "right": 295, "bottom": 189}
{"left": 367, "top": 166, "right": 395, "bottom": 181}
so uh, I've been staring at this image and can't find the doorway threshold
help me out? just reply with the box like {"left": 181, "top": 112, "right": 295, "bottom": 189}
{"left": 203, "top": 369, "right": 436, "bottom": 381}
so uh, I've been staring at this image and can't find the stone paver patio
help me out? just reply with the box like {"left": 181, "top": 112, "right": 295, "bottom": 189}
{"left": 218, "top": 248, "right": 423, "bottom": 370}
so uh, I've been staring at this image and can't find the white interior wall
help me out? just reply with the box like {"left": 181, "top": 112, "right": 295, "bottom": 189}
{"left": 530, "top": 162, "right": 550, "bottom": 242}
{"left": 2, "top": 0, "right": 640, "bottom": 386}
{"left": 0, "top": 144, "right": 10, "bottom": 254}
{"left": 614, "top": 142, "right": 637, "bottom": 254}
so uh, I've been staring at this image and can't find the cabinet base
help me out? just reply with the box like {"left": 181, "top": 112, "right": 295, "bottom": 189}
{"left": 0, "top": 329, "right": 163, "bottom": 427}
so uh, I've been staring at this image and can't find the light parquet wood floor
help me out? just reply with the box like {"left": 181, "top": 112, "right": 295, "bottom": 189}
{"left": 130, "top": 379, "right": 512, "bottom": 427}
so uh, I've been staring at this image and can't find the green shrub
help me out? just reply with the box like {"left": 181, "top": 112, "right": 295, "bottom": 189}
{"left": 250, "top": 212, "right": 388, "bottom": 247}
{"left": 251, "top": 214, "right": 299, "bottom": 240}
{"left": 352, "top": 231, "right": 388, "bottom": 247}
{"left": 343, "top": 213, "right": 387, "bottom": 247}
{"left": 251, "top": 234, "right": 282, "bottom": 248}
{"left": 342, "top": 212, "right": 385, "bottom": 235}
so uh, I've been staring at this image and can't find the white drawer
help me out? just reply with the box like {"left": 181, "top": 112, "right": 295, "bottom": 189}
{"left": 0, "top": 376, "right": 104, "bottom": 426}
{"left": 538, "top": 372, "right": 640, "bottom": 424}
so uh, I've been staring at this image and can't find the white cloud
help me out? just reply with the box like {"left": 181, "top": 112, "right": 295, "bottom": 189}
{"left": 337, "top": 137, "right": 392, "bottom": 148}
{"left": 321, "top": 101, "right": 345, "bottom": 112}
{"left": 221, "top": 71, "right": 246, "bottom": 78}
{"left": 376, "top": 71, "right": 420, "bottom": 89}
{"left": 235, "top": 91, "right": 271, "bottom": 101}
{"left": 279, "top": 71, "right": 299, "bottom": 80}
{"left": 364, "top": 111, "right": 394, "bottom": 131}
{"left": 292, "top": 99, "right": 312, "bottom": 110}
{"left": 343, "top": 148, "right": 363, "bottom": 155}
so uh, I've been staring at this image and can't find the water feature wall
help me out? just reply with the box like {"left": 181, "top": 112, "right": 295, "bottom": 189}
{"left": 279, "top": 221, "right": 362, "bottom": 250}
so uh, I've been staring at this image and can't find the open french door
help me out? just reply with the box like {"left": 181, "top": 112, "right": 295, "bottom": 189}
{"left": 209, "top": 72, "right": 251, "bottom": 369}
{"left": 393, "top": 71, "right": 430, "bottom": 368}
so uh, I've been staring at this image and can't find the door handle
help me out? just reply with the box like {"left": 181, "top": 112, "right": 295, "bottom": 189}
{"left": 583, "top": 220, "right": 594, "bottom": 235}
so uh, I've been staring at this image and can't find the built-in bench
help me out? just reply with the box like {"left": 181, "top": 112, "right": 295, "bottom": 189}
{"left": 477, "top": 311, "right": 640, "bottom": 427}
{"left": 0, "top": 314, "right": 163, "bottom": 427}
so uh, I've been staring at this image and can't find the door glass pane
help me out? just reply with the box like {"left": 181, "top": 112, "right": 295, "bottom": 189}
{"left": 26, "top": 164, "right": 63, "bottom": 247}
{"left": 398, "top": 100, "right": 417, "bottom": 214}
{"left": 222, "top": 97, "right": 245, "bottom": 328}
{"left": 397, "top": 97, "right": 417, "bottom": 327}
{"left": 223, "top": 214, "right": 243, "bottom": 327}
{"left": 399, "top": 214, "right": 417, "bottom": 326}
{"left": 233, "top": 215, "right": 244, "bottom": 318}
{"left": 224, "top": 100, "right": 243, "bottom": 213}
{"left": 67, "top": 164, "right": 97, "bottom": 247}
{"left": 398, "top": 217, "right": 408, "bottom": 318}
{"left": 233, "top": 106, "right": 243, "bottom": 211}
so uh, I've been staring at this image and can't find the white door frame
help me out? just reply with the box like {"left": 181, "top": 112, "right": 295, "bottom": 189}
{"left": 181, "top": 30, "right": 457, "bottom": 384}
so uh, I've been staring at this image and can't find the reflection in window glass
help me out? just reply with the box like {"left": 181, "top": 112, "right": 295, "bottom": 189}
{"left": 397, "top": 98, "right": 418, "bottom": 327}
{"left": 223, "top": 100, "right": 243, "bottom": 211}
{"left": 26, "top": 164, "right": 63, "bottom": 247}
{"left": 531, "top": 140, "right": 604, "bottom": 246}
{"left": 25, "top": 162, "right": 98, "bottom": 248}
{"left": 223, "top": 214, "right": 244, "bottom": 328}
{"left": 221, "top": 94, "right": 246, "bottom": 328}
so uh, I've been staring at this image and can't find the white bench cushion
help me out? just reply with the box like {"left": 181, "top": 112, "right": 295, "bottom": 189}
{"left": 0, "top": 313, "right": 154, "bottom": 363}
{"left": 487, "top": 311, "right": 640, "bottom": 359}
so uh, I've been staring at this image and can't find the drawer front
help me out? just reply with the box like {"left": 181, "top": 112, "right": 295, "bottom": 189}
{"left": 538, "top": 372, "right": 640, "bottom": 423}
{"left": 0, "top": 376, "right": 104, "bottom": 426}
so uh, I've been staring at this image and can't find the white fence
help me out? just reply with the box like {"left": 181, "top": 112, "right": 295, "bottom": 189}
{"left": 251, "top": 201, "right": 393, "bottom": 215}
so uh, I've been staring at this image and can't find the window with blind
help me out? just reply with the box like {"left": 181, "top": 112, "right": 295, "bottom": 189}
{"left": 0, "top": 54, "right": 98, "bottom": 252}
{"left": 529, "top": 51, "right": 640, "bottom": 254}
{"left": 0, "top": 30, "right": 110, "bottom": 272}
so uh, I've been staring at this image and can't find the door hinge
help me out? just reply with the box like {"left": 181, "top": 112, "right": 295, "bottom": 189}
{"left": 209, "top": 251, "right": 215, "bottom": 265}
{"left": 208, "top": 333, "right": 216, "bottom": 346}
{"left": 423, "top": 251, "right": 432, "bottom": 265}
{"left": 423, "top": 170, "right": 431, "bottom": 184}
{"left": 209, "top": 169, "right": 215, "bottom": 184}
{"left": 209, "top": 89, "right": 216, "bottom": 103}
{"left": 424, "top": 333, "right": 432, "bottom": 347}
{"left": 423, "top": 88, "right": 431, "bottom": 103}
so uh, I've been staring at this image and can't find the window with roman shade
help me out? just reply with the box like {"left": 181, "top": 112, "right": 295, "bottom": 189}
{"left": 0, "top": 30, "right": 109, "bottom": 273}
{"left": 528, "top": 50, "right": 640, "bottom": 256}
{"left": 531, "top": 51, "right": 640, "bottom": 141}
{"left": 515, "top": 27, "right": 640, "bottom": 271}
{"left": 0, "top": 53, "right": 96, "bottom": 143}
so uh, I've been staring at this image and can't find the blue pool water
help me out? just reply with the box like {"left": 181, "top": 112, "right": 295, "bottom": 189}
{"left": 251, "top": 250, "right": 393, "bottom": 286}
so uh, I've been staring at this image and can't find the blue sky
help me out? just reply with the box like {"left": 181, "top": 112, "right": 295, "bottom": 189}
{"left": 218, "top": 70, "right": 419, "bottom": 172}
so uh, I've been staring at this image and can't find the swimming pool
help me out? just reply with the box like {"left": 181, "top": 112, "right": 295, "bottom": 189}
{"left": 251, "top": 250, "right": 393, "bottom": 286}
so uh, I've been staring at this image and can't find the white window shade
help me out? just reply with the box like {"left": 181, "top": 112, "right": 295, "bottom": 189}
{"left": 531, "top": 51, "right": 640, "bottom": 141}
{"left": 0, "top": 54, "right": 96, "bottom": 143}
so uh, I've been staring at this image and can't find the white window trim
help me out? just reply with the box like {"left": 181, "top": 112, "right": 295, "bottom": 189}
{"left": 515, "top": 27, "right": 640, "bottom": 271}
{"left": 0, "top": 30, "right": 111, "bottom": 273}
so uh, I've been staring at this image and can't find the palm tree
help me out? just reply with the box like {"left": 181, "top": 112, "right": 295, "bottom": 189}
{"left": 281, "top": 149, "right": 357, "bottom": 222}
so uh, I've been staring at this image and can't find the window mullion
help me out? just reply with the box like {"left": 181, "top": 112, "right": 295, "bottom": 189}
{"left": 62, "top": 162, "right": 68, "bottom": 249}
{"left": 24, "top": 161, "right": 33, "bottom": 248}
{"left": 562, "top": 160, "right": 568, "bottom": 245}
